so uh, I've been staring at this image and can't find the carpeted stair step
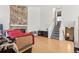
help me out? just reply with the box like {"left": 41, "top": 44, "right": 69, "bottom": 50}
{"left": 51, "top": 21, "right": 61, "bottom": 40}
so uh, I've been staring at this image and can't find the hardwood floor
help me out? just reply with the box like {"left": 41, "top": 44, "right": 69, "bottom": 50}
{"left": 32, "top": 36, "right": 74, "bottom": 53}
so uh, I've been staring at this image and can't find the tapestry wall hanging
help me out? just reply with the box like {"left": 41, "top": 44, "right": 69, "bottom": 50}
{"left": 10, "top": 5, "right": 28, "bottom": 25}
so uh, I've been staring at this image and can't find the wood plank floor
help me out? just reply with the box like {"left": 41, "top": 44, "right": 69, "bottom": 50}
{"left": 32, "top": 36, "right": 74, "bottom": 53}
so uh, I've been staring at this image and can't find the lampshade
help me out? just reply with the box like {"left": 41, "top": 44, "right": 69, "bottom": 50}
{"left": 67, "top": 33, "right": 70, "bottom": 37}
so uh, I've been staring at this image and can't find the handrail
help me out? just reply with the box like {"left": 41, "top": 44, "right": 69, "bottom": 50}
{"left": 48, "top": 22, "right": 55, "bottom": 38}
{"left": 62, "top": 30, "right": 65, "bottom": 40}
{"left": 48, "top": 8, "right": 56, "bottom": 38}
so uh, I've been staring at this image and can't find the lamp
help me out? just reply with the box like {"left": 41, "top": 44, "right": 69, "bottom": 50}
{"left": 67, "top": 33, "right": 70, "bottom": 37}
{"left": 68, "top": 27, "right": 71, "bottom": 28}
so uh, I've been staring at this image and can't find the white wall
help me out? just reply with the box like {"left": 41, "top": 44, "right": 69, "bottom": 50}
{"left": 27, "top": 5, "right": 61, "bottom": 32}
{"left": 62, "top": 5, "right": 79, "bottom": 27}
{"left": 62, "top": 5, "right": 79, "bottom": 42}
{"left": 27, "top": 5, "right": 60, "bottom": 35}
{"left": 0, "top": 5, "right": 10, "bottom": 30}
{"left": 40, "top": 5, "right": 61, "bottom": 31}
{"left": 27, "top": 6, "right": 40, "bottom": 32}
{"left": 40, "top": 6, "right": 53, "bottom": 31}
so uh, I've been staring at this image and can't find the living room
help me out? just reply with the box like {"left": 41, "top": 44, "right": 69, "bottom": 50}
{"left": 0, "top": 5, "right": 79, "bottom": 53}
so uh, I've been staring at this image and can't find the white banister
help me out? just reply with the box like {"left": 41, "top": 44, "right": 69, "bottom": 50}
{"left": 48, "top": 22, "right": 55, "bottom": 38}
{"left": 59, "top": 22, "right": 65, "bottom": 40}
{"left": 48, "top": 8, "right": 56, "bottom": 38}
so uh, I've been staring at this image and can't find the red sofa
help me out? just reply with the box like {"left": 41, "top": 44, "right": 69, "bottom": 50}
{"left": 7, "top": 29, "right": 34, "bottom": 53}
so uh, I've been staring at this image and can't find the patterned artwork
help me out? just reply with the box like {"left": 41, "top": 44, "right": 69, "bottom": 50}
{"left": 10, "top": 5, "right": 28, "bottom": 25}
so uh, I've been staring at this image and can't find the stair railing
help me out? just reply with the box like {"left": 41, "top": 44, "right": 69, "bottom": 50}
{"left": 62, "top": 30, "right": 65, "bottom": 40}
{"left": 48, "top": 8, "right": 56, "bottom": 38}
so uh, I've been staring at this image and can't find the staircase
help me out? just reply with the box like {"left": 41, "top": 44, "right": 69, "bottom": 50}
{"left": 51, "top": 21, "right": 61, "bottom": 39}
